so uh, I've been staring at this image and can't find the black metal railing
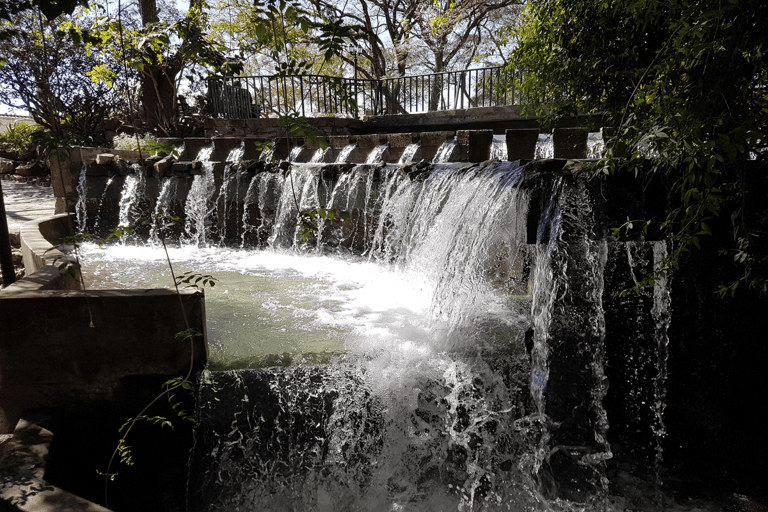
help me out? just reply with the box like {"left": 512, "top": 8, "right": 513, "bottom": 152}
{"left": 206, "top": 66, "right": 517, "bottom": 119}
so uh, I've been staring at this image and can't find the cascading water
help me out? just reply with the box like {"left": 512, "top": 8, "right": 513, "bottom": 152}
{"left": 365, "top": 143, "right": 389, "bottom": 164}
{"left": 310, "top": 147, "right": 332, "bottom": 163}
{"left": 75, "top": 162, "right": 88, "bottom": 231}
{"left": 289, "top": 145, "right": 304, "bottom": 162}
{"left": 259, "top": 145, "right": 276, "bottom": 163}
{"left": 651, "top": 241, "right": 671, "bottom": 485}
{"left": 491, "top": 136, "right": 508, "bottom": 161}
{"left": 534, "top": 135, "right": 553, "bottom": 160}
{"left": 398, "top": 142, "right": 420, "bottom": 164}
{"left": 335, "top": 143, "right": 357, "bottom": 164}
{"left": 73, "top": 143, "right": 698, "bottom": 511}
{"left": 148, "top": 177, "right": 178, "bottom": 244}
{"left": 434, "top": 139, "right": 458, "bottom": 163}
{"left": 116, "top": 163, "right": 147, "bottom": 243}
{"left": 586, "top": 133, "right": 604, "bottom": 159}
{"left": 216, "top": 144, "right": 247, "bottom": 244}
{"left": 184, "top": 146, "right": 217, "bottom": 246}
{"left": 93, "top": 175, "right": 116, "bottom": 235}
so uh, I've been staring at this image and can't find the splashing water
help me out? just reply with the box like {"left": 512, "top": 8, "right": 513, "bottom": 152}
{"left": 184, "top": 146, "right": 217, "bottom": 246}
{"left": 491, "top": 135, "right": 508, "bottom": 161}
{"left": 78, "top": 157, "right": 635, "bottom": 511}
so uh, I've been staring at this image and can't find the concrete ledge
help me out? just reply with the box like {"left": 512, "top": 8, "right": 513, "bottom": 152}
{"left": 3, "top": 214, "right": 80, "bottom": 293}
{"left": 0, "top": 419, "right": 111, "bottom": 512}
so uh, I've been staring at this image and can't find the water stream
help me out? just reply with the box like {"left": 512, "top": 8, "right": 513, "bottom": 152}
{"left": 72, "top": 143, "right": 683, "bottom": 511}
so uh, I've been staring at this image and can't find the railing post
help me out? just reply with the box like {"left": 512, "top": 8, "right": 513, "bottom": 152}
{"left": 300, "top": 78, "right": 305, "bottom": 117}
{"left": 377, "top": 80, "right": 382, "bottom": 116}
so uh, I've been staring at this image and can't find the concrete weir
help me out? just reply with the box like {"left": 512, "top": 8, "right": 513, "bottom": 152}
{"left": 0, "top": 127, "right": 613, "bottom": 511}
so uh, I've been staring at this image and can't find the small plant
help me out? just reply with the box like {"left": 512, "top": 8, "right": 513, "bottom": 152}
{"left": 297, "top": 208, "right": 350, "bottom": 241}
{"left": 98, "top": 214, "right": 213, "bottom": 506}
{"left": 112, "top": 132, "right": 178, "bottom": 157}
{"left": 30, "top": 129, "right": 102, "bottom": 162}
{"left": 0, "top": 121, "right": 41, "bottom": 146}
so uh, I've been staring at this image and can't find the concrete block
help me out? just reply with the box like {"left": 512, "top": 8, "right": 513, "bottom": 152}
{"left": 506, "top": 128, "right": 540, "bottom": 160}
{"left": 356, "top": 134, "right": 381, "bottom": 148}
{"left": 553, "top": 127, "right": 589, "bottom": 159}
{"left": 600, "top": 127, "right": 630, "bottom": 157}
{"left": 456, "top": 130, "right": 493, "bottom": 162}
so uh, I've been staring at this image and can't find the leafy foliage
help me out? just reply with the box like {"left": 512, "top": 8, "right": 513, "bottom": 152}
{"left": 297, "top": 207, "right": 350, "bottom": 241}
{"left": 510, "top": 0, "right": 768, "bottom": 295}
{"left": 278, "top": 112, "right": 328, "bottom": 148}
{"left": 112, "top": 132, "right": 179, "bottom": 157}
{"left": 0, "top": 10, "right": 121, "bottom": 138}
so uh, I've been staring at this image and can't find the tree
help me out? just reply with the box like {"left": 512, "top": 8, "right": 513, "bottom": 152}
{"left": 94, "top": 0, "right": 241, "bottom": 134}
{"left": 510, "top": 0, "right": 768, "bottom": 295}
{"left": 0, "top": 9, "right": 119, "bottom": 140}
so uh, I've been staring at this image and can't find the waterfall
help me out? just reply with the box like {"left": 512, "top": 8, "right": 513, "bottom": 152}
{"left": 433, "top": 139, "right": 457, "bottom": 163}
{"left": 116, "top": 163, "right": 147, "bottom": 243}
{"left": 398, "top": 142, "right": 420, "bottom": 164}
{"left": 93, "top": 175, "right": 115, "bottom": 235}
{"left": 490, "top": 137, "right": 508, "bottom": 161}
{"left": 185, "top": 160, "right": 542, "bottom": 511}
{"left": 309, "top": 147, "right": 331, "bottom": 163}
{"left": 365, "top": 143, "right": 388, "bottom": 164}
{"left": 259, "top": 145, "right": 275, "bottom": 163}
{"left": 75, "top": 162, "right": 88, "bottom": 232}
{"left": 217, "top": 144, "right": 247, "bottom": 244}
{"left": 149, "top": 177, "right": 179, "bottom": 244}
{"left": 267, "top": 166, "right": 315, "bottom": 248}
{"left": 587, "top": 132, "right": 604, "bottom": 159}
{"left": 335, "top": 143, "right": 357, "bottom": 163}
{"left": 77, "top": 151, "right": 659, "bottom": 510}
{"left": 534, "top": 134, "right": 553, "bottom": 159}
{"left": 184, "top": 146, "right": 217, "bottom": 246}
{"left": 288, "top": 145, "right": 304, "bottom": 162}
{"left": 651, "top": 241, "right": 671, "bottom": 483}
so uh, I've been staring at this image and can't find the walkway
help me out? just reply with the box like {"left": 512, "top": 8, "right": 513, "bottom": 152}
{"left": 1, "top": 179, "right": 56, "bottom": 239}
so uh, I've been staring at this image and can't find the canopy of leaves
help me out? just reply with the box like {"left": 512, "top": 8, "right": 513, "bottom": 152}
{"left": 510, "top": 0, "right": 768, "bottom": 295}
{"left": 0, "top": 9, "right": 120, "bottom": 138}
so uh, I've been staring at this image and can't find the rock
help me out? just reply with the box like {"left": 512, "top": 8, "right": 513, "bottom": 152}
{"left": 154, "top": 154, "right": 174, "bottom": 176}
{"left": 8, "top": 230, "right": 20, "bottom": 248}
{"left": 96, "top": 153, "right": 116, "bottom": 165}
{"left": 0, "top": 157, "right": 14, "bottom": 174}
{"left": 113, "top": 155, "right": 129, "bottom": 173}
{"left": 15, "top": 161, "right": 47, "bottom": 177}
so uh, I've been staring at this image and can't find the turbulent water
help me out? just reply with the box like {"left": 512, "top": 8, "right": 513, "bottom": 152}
{"left": 74, "top": 144, "right": 640, "bottom": 511}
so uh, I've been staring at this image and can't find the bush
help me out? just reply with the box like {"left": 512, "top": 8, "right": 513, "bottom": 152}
{"left": 112, "top": 132, "right": 176, "bottom": 157}
{"left": 0, "top": 121, "right": 42, "bottom": 144}
{"left": 0, "top": 121, "right": 42, "bottom": 160}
